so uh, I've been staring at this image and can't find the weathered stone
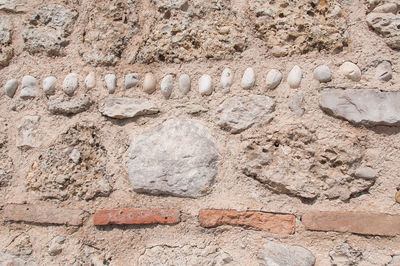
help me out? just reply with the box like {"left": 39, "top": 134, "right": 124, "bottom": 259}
{"left": 199, "top": 210, "right": 295, "bottom": 234}
{"left": 339, "top": 62, "right": 361, "bottom": 81}
{"left": 4, "top": 78, "right": 18, "bottom": 98}
{"left": 388, "top": 255, "right": 400, "bottom": 266}
{"left": 161, "top": 74, "right": 173, "bottom": 99}
{"left": 94, "top": 209, "right": 180, "bottom": 226}
{"left": 0, "top": 252, "right": 36, "bottom": 266}
{"left": 0, "top": 17, "right": 13, "bottom": 68}
{"left": 178, "top": 74, "right": 191, "bottom": 95}
{"left": 303, "top": 211, "right": 400, "bottom": 236}
{"left": 366, "top": 10, "right": 400, "bottom": 50}
{"left": 143, "top": 73, "right": 157, "bottom": 94}
{"left": 69, "top": 148, "right": 81, "bottom": 164}
{"left": 125, "top": 118, "right": 218, "bottom": 198}
{"left": 287, "top": 65, "right": 302, "bottom": 88}
{"left": 138, "top": 245, "right": 234, "bottom": 265}
{"left": 354, "top": 167, "right": 376, "bottom": 180}
{"left": 99, "top": 98, "right": 159, "bottom": 119}
{"left": 221, "top": 68, "right": 233, "bottom": 92}
{"left": 258, "top": 242, "right": 316, "bottom": 266}
{"left": 266, "top": 69, "right": 282, "bottom": 90}
{"left": 0, "top": 0, "right": 27, "bottom": 13}
{"left": 372, "top": 2, "right": 398, "bottom": 14}
{"left": 199, "top": 74, "right": 213, "bottom": 96}
{"left": 329, "top": 243, "right": 362, "bottom": 266}
{"left": 241, "top": 67, "right": 255, "bottom": 89}
{"left": 217, "top": 94, "right": 275, "bottom": 134}
{"left": 289, "top": 92, "right": 305, "bottom": 117}
{"left": 125, "top": 73, "right": 138, "bottom": 89}
{"left": 0, "top": 119, "right": 13, "bottom": 187}
{"left": 104, "top": 74, "right": 116, "bottom": 94}
{"left": 47, "top": 236, "right": 65, "bottom": 256}
{"left": 376, "top": 61, "right": 392, "bottom": 81}
{"left": 17, "top": 115, "right": 40, "bottom": 149}
{"left": 320, "top": 88, "right": 400, "bottom": 126}
{"left": 4, "top": 203, "right": 84, "bottom": 226}
{"left": 42, "top": 76, "right": 57, "bottom": 95}
{"left": 85, "top": 72, "right": 96, "bottom": 89}
{"left": 48, "top": 97, "right": 92, "bottom": 115}
{"left": 19, "top": 75, "right": 38, "bottom": 99}
{"left": 313, "top": 65, "right": 332, "bottom": 82}
{"left": 62, "top": 73, "right": 78, "bottom": 96}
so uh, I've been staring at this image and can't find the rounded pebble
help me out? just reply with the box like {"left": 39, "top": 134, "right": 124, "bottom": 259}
{"left": 20, "top": 75, "right": 38, "bottom": 99}
{"left": 376, "top": 61, "right": 392, "bottom": 82}
{"left": 221, "top": 68, "right": 233, "bottom": 92}
{"left": 42, "top": 76, "right": 57, "bottom": 95}
{"left": 241, "top": 67, "right": 255, "bottom": 89}
{"left": 199, "top": 74, "right": 213, "bottom": 96}
{"left": 143, "top": 73, "right": 156, "bottom": 94}
{"left": 179, "top": 74, "right": 191, "bottom": 95}
{"left": 62, "top": 73, "right": 78, "bottom": 96}
{"left": 125, "top": 73, "right": 138, "bottom": 89}
{"left": 287, "top": 65, "right": 302, "bottom": 88}
{"left": 85, "top": 72, "right": 96, "bottom": 89}
{"left": 265, "top": 69, "right": 282, "bottom": 90}
{"left": 339, "top": 62, "right": 361, "bottom": 82}
{"left": 161, "top": 74, "right": 173, "bottom": 99}
{"left": 313, "top": 65, "right": 332, "bottom": 83}
{"left": 4, "top": 78, "right": 18, "bottom": 98}
{"left": 105, "top": 74, "right": 116, "bottom": 94}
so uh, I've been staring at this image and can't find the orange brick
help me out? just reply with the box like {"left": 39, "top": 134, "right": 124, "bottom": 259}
{"left": 199, "top": 209, "right": 295, "bottom": 235}
{"left": 303, "top": 211, "right": 400, "bottom": 236}
{"left": 94, "top": 208, "right": 180, "bottom": 226}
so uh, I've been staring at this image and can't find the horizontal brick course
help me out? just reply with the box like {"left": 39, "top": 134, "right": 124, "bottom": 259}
{"left": 94, "top": 208, "right": 180, "bottom": 226}
{"left": 199, "top": 209, "right": 295, "bottom": 235}
{"left": 302, "top": 211, "right": 400, "bottom": 236}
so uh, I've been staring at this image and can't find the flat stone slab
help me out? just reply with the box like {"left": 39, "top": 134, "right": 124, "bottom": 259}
{"left": 94, "top": 209, "right": 180, "bottom": 226}
{"left": 99, "top": 97, "right": 159, "bottom": 119}
{"left": 303, "top": 211, "right": 400, "bottom": 236}
{"left": 258, "top": 242, "right": 316, "bottom": 266}
{"left": 125, "top": 118, "right": 218, "bottom": 198}
{"left": 320, "top": 89, "right": 400, "bottom": 126}
{"left": 48, "top": 97, "right": 92, "bottom": 115}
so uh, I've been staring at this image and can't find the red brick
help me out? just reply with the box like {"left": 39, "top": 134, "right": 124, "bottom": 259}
{"left": 3, "top": 203, "right": 84, "bottom": 226}
{"left": 303, "top": 211, "right": 400, "bottom": 236}
{"left": 198, "top": 209, "right": 295, "bottom": 235}
{"left": 93, "top": 208, "right": 180, "bottom": 226}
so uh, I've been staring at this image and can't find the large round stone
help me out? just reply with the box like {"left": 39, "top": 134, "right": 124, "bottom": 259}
{"left": 125, "top": 118, "right": 218, "bottom": 198}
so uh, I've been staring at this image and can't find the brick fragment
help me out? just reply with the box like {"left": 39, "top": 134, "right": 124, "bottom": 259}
{"left": 303, "top": 211, "right": 400, "bottom": 236}
{"left": 3, "top": 203, "right": 84, "bottom": 226}
{"left": 198, "top": 209, "right": 295, "bottom": 235}
{"left": 94, "top": 208, "right": 180, "bottom": 226}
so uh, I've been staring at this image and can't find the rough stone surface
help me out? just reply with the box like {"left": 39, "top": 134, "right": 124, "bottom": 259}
{"left": 287, "top": 65, "right": 302, "bottom": 88}
{"left": 376, "top": 61, "right": 392, "bottom": 81}
{"left": 16, "top": 115, "right": 40, "bottom": 149}
{"left": 217, "top": 94, "right": 275, "bottom": 134}
{"left": 354, "top": 167, "right": 376, "bottom": 180}
{"left": 329, "top": 243, "right": 363, "bottom": 266}
{"left": 258, "top": 242, "right": 316, "bottom": 266}
{"left": 313, "top": 65, "right": 332, "bottom": 82}
{"left": 339, "top": 62, "right": 361, "bottom": 81}
{"left": 125, "top": 118, "right": 218, "bottom": 198}
{"left": 143, "top": 73, "right": 156, "bottom": 94}
{"left": 19, "top": 75, "right": 38, "bottom": 99}
{"left": 138, "top": 245, "right": 234, "bottom": 265}
{"left": 99, "top": 97, "right": 159, "bottom": 119}
{"left": 0, "top": 118, "right": 13, "bottom": 187}
{"left": 48, "top": 97, "right": 92, "bottom": 115}
{"left": 0, "top": 252, "right": 36, "bottom": 266}
{"left": 47, "top": 236, "right": 65, "bottom": 256}
{"left": 320, "top": 88, "right": 400, "bottom": 126}
{"left": 4, "top": 78, "right": 18, "bottom": 97}
{"left": 105, "top": 74, "right": 116, "bottom": 94}
{"left": 42, "top": 76, "right": 57, "bottom": 95}
{"left": 0, "top": 17, "right": 13, "bottom": 68}
{"left": 303, "top": 211, "right": 400, "bottom": 236}
{"left": 388, "top": 255, "right": 400, "bottom": 266}
{"left": 25, "top": 123, "right": 111, "bottom": 201}
{"left": 161, "top": 74, "right": 173, "bottom": 99}
{"left": 22, "top": 5, "right": 77, "bottom": 56}
{"left": 199, "top": 74, "right": 213, "bottom": 96}
{"left": 199, "top": 210, "right": 295, "bottom": 234}
{"left": 94, "top": 209, "right": 180, "bottom": 226}
{"left": 85, "top": 72, "right": 96, "bottom": 89}
{"left": 221, "top": 68, "right": 233, "bottom": 91}
{"left": 178, "top": 73, "right": 191, "bottom": 95}
{"left": 241, "top": 67, "right": 255, "bottom": 89}
{"left": 125, "top": 73, "right": 138, "bottom": 89}
{"left": 0, "top": 0, "right": 27, "bottom": 13}
{"left": 289, "top": 92, "right": 305, "bottom": 117}
{"left": 62, "top": 73, "right": 78, "bottom": 96}
{"left": 265, "top": 69, "right": 282, "bottom": 90}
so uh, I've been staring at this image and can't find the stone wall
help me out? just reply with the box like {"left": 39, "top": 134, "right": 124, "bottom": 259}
{"left": 1, "top": 0, "right": 400, "bottom": 265}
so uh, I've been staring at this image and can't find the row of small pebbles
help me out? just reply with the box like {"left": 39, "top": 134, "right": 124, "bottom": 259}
{"left": 3, "top": 61, "right": 392, "bottom": 99}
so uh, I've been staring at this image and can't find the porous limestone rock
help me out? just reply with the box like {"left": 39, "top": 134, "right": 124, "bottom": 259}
{"left": 62, "top": 73, "right": 78, "bottom": 96}
{"left": 329, "top": 243, "right": 362, "bottom": 266}
{"left": 221, "top": 68, "right": 233, "bottom": 92}
{"left": 258, "top": 242, "right": 316, "bottom": 266}
{"left": 48, "top": 97, "right": 92, "bottom": 115}
{"left": 178, "top": 74, "right": 191, "bottom": 95}
{"left": 0, "top": 17, "right": 13, "bottom": 68}
{"left": 99, "top": 98, "right": 159, "bottom": 119}
{"left": 125, "top": 118, "right": 218, "bottom": 198}
{"left": 241, "top": 67, "right": 255, "bottom": 89}
{"left": 4, "top": 78, "right": 18, "bottom": 98}
{"left": 266, "top": 69, "right": 282, "bottom": 90}
{"left": 19, "top": 75, "right": 38, "bottom": 99}
{"left": 161, "top": 74, "right": 173, "bottom": 99}
{"left": 287, "top": 66, "right": 302, "bottom": 88}
{"left": 199, "top": 74, "right": 213, "bottom": 96}
{"left": 42, "top": 76, "right": 57, "bottom": 95}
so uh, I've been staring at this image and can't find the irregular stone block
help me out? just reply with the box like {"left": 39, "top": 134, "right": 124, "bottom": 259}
{"left": 16, "top": 115, "right": 40, "bottom": 149}
{"left": 99, "top": 97, "right": 159, "bottom": 119}
{"left": 94, "top": 209, "right": 180, "bottom": 226}
{"left": 258, "top": 242, "right": 315, "bottom": 266}
{"left": 48, "top": 97, "right": 92, "bottom": 115}
{"left": 329, "top": 243, "right": 362, "bottom": 266}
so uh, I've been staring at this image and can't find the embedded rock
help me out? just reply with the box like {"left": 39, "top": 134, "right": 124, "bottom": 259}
{"left": 17, "top": 116, "right": 40, "bottom": 149}
{"left": 221, "top": 68, "right": 233, "bottom": 92}
{"left": 354, "top": 167, "right": 376, "bottom": 180}
{"left": 0, "top": 17, "right": 13, "bottom": 68}
{"left": 178, "top": 74, "right": 191, "bottom": 95}
{"left": 99, "top": 98, "right": 159, "bottom": 119}
{"left": 313, "top": 65, "right": 332, "bottom": 82}
{"left": 105, "top": 74, "right": 116, "bottom": 94}
{"left": 289, "top": 92, "right": 305, "bottom": 117}
{"left": 288, "top": 66, "right": 302, "bottom": 88}
{"left": 329, "top": 243, "right": 362, "bottom": 266}
{"left": 85, "top": 72, "right": 96, "bottom": 89}
{"left": 320, "top": 88, "right": 400, "bottom": 126}
{"left": 339, "top": 62, "right": 361, "bottom": 81}
{"left": 0, "top": 252, "right": 36, "bottom": 266}
{"left": 199, "top": 74, "right": 213, "bottom": 96}
{"left": 217, "top": 94, "right": 275, "bottom": 134}
{"left": 258, "top": 242, "right": 316, "bottom": 266}
{"left": 19, "top": 75, "right": 38, "bottom": 99}
{"left": 48, "top": 97, "right": 92, "bottom": 115}
{"left": 4, "top": 78, "right": 18, "bottom": 98}
{"left": 143, "top": 73, "right": 157, "bottom": 94}
{"left": 161, "top": 74, "right": 173, "bottom": 99}
{"left": 388, "top": 255, "right": 400, "bottom": 266}
{"left": 42, "top": 76, "right": 57, "bottom": 95}
{"left": 366, "top": 8, "right": 400, "bottom": 50}
{"left": 125, "top": 118, "right": 218, "bottom": 198}
{"left": 376, "top": 61, "right": 392, "bottom": 81}
{"left": 241, "top": 67, "right": 255, "bottom": 89}
{"left": 125, "top": 73, "right": 138, "bottom": 89}
{"left": 62, "top": 73, "right": 78, "bottom": 96}
{"left": 266, "top": 69, "right": 282, "bottom": 90}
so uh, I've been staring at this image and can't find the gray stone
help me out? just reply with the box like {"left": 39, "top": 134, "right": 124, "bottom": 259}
{"left": 199, "top": 74, "right": 213, "bottom": 96}
{"left": 99, "top": 98, "right": 159, "bottom": 119}
{"left": 62, "top": 73, "right": 78, "bottom": 96}
{"left": 69, "top": 149, "right": 81, "bottom": 164}
{"left": 266, "top": 69, "right": 282, "bottom": 90}
{"left": 42, "top": 76, "right": 56, "bottom": 95}
{"left": 178, "top": 74, "right": 191, "bottom": 95}
{"left": 48, "top": 97, "right": 92, "bottom": 115}
{"left": 329, "top": 243, "right": 362, "bottom": 266}
{"left": 339, "top": 62, "right": 361, "bottom": 81}
{"left": 125, "top": 73, "right": 138, "bottom": 89}
{"left": 0, "top": 0, "right": 27, "bottom": 13}
{"left": 372, "top": 3, "right": 398, "bottom": 14}
{"left": 320, "top": 88, "right": 400, "bottom": 126}
{"left": 258, "top": 242, "right": 316, "bottom": 266}
{"left": 143, "top": 73, "right": 156, "bottom": 94}
{"left": 313, "top": 65, "right": 332, "bottom": 82}
{"left": 4, "top": 78, "right": 18, "bottom": 98}
{"left": 387, "top": 255, "right": 400, "bottom": 266}
{"left": 85, "top": 72, "right": 96, "bottom": 89}
{"left": 287, "top": 65, "right": 302, "bottom": 88}
{"left": 367, "top": 11, "right": 400, "bottom": 50}
{"left": 217, "top": 94, "right": 275, "bottom": 134}
{"left": 289, "top": 92, "right": 305, "bottom": 117}
{"left": 125, "top": 118, "right": 218, "bottom": 198}
{"left": 47, "top": 236, "right": 65, "bottom": 256}
{"left": 0, "top": 17, "right": 13, "bottom": 68}
{"left": 354, "top": 167, "right": 376, "bottom": 180}
{"left": 161, "top": 74, "right": 173, "bottom": 99}
{"left": 0, "top": 252, "right": 36, "bottom": 266}
{"left": 17, "top": 115, "right": 40, "bottom": 149}
{"left": 19, "top": 75, "right": 38, "bottom": 99}
{"left": 105, "top": 74, "right": 116, "bottom": 94}
{"left": 221, "top": 68, "right": 233, "bottom": 92}
{"left": 241, "top": 67, "right": 255, "bottom": 89}
{"left": 376, "top": 61, "right": 392, "bottom": 82}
